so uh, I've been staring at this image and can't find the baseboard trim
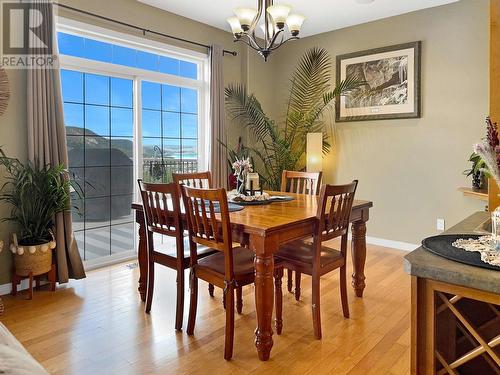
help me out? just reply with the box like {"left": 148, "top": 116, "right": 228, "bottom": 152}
{"left": 0, "top": 252, "right": 137, "bottom": 296}
{"left": 0, "top": 279, "right": 44, "bottom": 296}
{"left": 365, "top": 236, "right": 419, "bottom": 252}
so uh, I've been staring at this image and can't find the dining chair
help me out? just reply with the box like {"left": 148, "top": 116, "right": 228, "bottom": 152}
{"left": 137, "top": 180, "right": 216, "bottom": 331}
{"left": 181, "top": 185, "right": 283, "bottom": 360}
{"left": 275, "top": 180, "right": 358, "bottom": 339}
{"left": 172, "top": 171, "right": 217, "bottom": 298}
{"left": 173, "top": 171, "right": 248, "bottom": 312}
{"left": 172, "top": 171, "right": 212, "bottom": 189}
{"left": 281, "top": 170, "right": 323, "bottom": 299}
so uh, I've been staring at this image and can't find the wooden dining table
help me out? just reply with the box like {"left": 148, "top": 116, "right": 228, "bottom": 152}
{"left": 131, "top": 191, "right": 373, "bottom": 361}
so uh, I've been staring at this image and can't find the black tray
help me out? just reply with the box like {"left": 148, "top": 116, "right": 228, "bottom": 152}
{"left": 229, "top": 196, "right": 294, "bottom": 206}
{"left": 422, "top": 234, "right": 500, "bottom": 271}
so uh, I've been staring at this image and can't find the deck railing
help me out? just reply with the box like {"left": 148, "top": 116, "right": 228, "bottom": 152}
{"left": 143, "top": 158, "right": 198, "bottom": 183}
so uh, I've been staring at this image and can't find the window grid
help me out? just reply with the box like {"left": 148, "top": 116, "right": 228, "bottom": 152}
{"left": 141, "top": 82, "right": 198, "bottom": 183}
{"left": 65, "top": 71, "right": 135, "bottom": 261}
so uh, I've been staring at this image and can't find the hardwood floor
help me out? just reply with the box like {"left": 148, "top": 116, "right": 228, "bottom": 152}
{"left": 0, "top": 242, "right": 411, "bottom": 374}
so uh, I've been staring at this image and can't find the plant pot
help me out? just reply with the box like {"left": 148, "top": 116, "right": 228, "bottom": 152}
{"left": 10, "top": 234, "right": 55, "bottom": 277}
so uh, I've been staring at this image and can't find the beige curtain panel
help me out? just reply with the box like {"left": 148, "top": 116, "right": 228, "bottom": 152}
{"left": 209, "top": 45, "right": 229, "bottom": 188}
{"left": 26, "top": 0, "right": 85, "bottom": 282}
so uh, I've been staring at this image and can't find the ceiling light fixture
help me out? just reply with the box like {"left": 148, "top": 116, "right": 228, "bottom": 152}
{"left": 227, "top": 1, "right": 305, "bottom": 61}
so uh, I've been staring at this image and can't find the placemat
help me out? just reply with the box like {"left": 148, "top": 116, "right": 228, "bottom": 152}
{"left": 422, "top": 234, "right": 500, "bottom": 271}
{"left": 204, "top": 202, "right": 245, "bottom": 213}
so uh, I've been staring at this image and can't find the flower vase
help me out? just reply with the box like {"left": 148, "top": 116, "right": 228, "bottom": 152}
{"left": 237, "top": 176, "right": 246, "bottom": 195}
{"left": 492, "top": 206, "right": 500, "bottom": 251}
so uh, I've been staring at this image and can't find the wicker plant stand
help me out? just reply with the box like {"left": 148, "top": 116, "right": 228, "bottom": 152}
{"left": 11, "top": 264, "right": 56, "bottom": 300}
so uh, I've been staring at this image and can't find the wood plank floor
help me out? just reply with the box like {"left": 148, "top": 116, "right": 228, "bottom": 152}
{"left": 0, "top": 243, "right": 411, "bottom": 375}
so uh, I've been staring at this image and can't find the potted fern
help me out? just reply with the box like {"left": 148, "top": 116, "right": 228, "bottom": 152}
{"left": 0, "top": 149, "right": 72, "bottom": 277}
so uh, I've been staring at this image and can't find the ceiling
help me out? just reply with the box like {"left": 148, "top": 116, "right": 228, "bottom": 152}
{"left": 138, "top": 0, "right": 460, "bottom": 38}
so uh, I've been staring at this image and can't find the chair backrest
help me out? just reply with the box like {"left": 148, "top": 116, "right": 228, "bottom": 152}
{"left": 172, "top": 171, "right": 213, "bottom": 189}
{"left": 316, "top": 180, "right": 358, "bottom": 243}
{"left": 138, "top": 180, "right": 182, "bottom": 238}
{"left": 281, "top": 170, "right": 323, "bottom": 195}
{"left": 180, "top": 185, "right": 235, "bottom": 279}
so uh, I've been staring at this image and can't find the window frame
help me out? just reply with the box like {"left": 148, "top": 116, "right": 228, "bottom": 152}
{"left": 57, "top": 17, "right": 210, "bottom": 266}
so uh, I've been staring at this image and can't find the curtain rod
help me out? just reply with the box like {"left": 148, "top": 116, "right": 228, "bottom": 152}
{"left": 53, "top": 2, "right": 238, "bottom": 56}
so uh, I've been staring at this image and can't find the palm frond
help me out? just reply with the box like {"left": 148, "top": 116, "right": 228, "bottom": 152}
{"left": 225, "top": 84, "right": 278, "bottom": 143}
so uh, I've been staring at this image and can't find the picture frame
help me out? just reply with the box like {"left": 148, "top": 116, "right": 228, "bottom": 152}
{"left": 335, "top": 41, "right": 422, "bottom": 122}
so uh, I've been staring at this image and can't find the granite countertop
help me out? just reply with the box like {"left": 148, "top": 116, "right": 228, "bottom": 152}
{"left": 404, "top": 211, "right": 500, "bottom": 294}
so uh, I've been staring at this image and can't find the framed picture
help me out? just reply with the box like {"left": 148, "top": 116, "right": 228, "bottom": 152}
{"left": 335, "top": 41, "right": 421, "bottom": 122}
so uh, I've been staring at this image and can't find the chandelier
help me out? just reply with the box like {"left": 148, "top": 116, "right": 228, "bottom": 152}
{"left": 226, "top": 1, "right": 305, "bottom": 61}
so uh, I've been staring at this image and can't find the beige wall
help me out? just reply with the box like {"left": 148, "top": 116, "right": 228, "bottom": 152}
{"left": 0, "top": 0, "right": 250, "bottom": 285}
{"left": 262, "top": 0, "right": 489, "bottom": 244}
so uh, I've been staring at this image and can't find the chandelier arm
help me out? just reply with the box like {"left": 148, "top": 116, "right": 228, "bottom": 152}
{"left": 269, "top": 36, "right": 300, "bottom": 51}
{"left": 250, "top": 30, "right": 264, "bottom": 50}
{"left": 267, "top": 28, "right": 284, "bottom": 50}
{"left": 234, "top": 37, "right": 261, "bottom": 52}
{"left": 248, "top": 0, "right": 264, "bottom": 34}
{"left": 242, "top": 32, "right": 264, "bottom": 50}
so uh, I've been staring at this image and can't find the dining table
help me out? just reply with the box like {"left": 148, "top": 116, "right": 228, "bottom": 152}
{"left": 131, "top": 191, "right": 373, "bottom": 361}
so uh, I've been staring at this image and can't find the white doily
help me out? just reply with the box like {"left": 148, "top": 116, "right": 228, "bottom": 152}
{"left": 452, "top": 236, "right": 500, "bottom": 267}
{"left": 228, "top": 191, "right": 271, "bottom": 202}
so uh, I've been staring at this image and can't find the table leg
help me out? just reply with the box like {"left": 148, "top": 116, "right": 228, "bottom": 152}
{"left": 250, "top": 234, "right": 276, "bottom": 361}
{"left": 136, "top": 209, "right": 147, "bottom": 302}
{"left": 351, "top": 220, "right": 367, "bottom": 297}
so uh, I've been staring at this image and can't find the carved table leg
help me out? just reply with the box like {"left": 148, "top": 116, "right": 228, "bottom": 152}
{"left": 351, "top": 220, "right": 367, "bottom": 297}
{"left": 136, "top": 209, "right": 147, "bottom": 302}
{"left": 251, "top": 234, "right": 276, "bottom": 361}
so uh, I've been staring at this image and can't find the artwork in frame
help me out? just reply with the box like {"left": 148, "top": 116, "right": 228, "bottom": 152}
{"left": 335, "top": 41, "right": 421, "bottom": 122}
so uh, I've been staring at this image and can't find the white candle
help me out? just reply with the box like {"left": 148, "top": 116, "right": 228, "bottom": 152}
{"left": 246, "top": 172, "right": 260, "bottom": 190}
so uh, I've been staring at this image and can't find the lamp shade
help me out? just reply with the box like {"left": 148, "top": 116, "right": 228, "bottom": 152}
{"left": 306, "top": 133, "right": 323, "bottom": 172}
{"left": 234, "top": 7, "right": 258, "bottom": 29}
{"left": 267, "top": 4, "right": 292, "bottom": 26}
{"left": 227, "top": 16, "right": 243, "bottom": 35}
{"left": 286, "top": 14, "right": 305, "bottom": 35}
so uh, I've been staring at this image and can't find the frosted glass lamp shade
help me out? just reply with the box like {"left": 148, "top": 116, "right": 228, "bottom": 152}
{"left": 227, "top": 17, "right": 243, "bottom": 35}
{"left": 306, "top": 133, "right": 323, "bottom": 172}
{"left": 286, "top": 14, "right": 305, "bottom": 36}
{"left": 267, "top": 4, "right": 291, "bottom": 28}
{"left": 234, "top": 7, "right": 258, "bottom": 30}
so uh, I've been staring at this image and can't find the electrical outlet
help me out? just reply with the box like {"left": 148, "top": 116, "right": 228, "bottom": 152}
{"left": 437, "top": 218, "right": 445, "bottom": 231}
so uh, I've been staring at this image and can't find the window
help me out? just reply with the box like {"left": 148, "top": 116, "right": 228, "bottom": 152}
{"left": 58, "top": 19, "right": 208, "bottom": 264}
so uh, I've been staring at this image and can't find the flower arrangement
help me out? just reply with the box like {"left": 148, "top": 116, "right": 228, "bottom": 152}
{"left": 232, "top": 157, "right": 253, "bottom": 194}
{"left": 474, "top": 117, "right": 500, "bottom": 186}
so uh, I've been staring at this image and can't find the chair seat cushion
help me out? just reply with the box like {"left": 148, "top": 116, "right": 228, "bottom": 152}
{"left": 196, "top": 247, "right": 255, "bottom": 277}
{"left": 276, "top": 239, "right": 343, "bottom": 268}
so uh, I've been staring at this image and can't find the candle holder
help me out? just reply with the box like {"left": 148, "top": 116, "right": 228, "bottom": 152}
{"left": 244, "top": 180, "right": 263, "bottom": 196}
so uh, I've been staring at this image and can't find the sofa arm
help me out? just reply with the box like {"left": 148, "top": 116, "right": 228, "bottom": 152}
{"left": 0, "top": 323, "right": 49, "bottom": 375}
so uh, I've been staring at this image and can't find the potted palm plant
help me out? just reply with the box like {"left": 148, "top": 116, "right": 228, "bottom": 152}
{"left": 224, "top": 47, "right": 363, "bottom": 190}
{"left": 0, "top": 149, "right": 72, "bottom": 278}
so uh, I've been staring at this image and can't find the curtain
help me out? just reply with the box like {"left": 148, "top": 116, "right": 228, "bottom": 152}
{"left": 26, "top": 1, "right": 85, "bottom": 282}
{"left": 209, "top": 45, "right": 229, "bottom": 188}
